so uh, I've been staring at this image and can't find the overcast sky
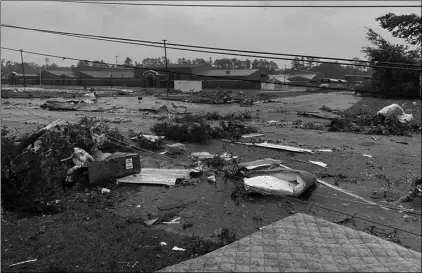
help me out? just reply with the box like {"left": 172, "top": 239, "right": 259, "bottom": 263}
{"left": 1, "top": 1, "right": 420, "bottom": 68}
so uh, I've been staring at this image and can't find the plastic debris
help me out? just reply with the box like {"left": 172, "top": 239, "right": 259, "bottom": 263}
{"left": 171, "top": 246, "right": 186, "bottom": 251}
{"left": 363, "top": 154, "right": 373, "bottom": 158}
{"left": 144, "top": 218, "right": 158, "bottom": 226}
{"left": 160, "top": 242, "right": 168, "bottom": 246}
{"left": 239, "top": 158, "right": 283, "bottom": 170}
{"left": 377, "top": 103, "right": 414, "bottom": 123}
{"left": 309, "top": 160, "right": 328, "bottom": 168}
{"left": 162, "top": 217, "right": 181, "bottom": 224}
{"left": 9, "top": 259, "right": 37, "bottom": 267}
{"left": 101, "top": 188, "right": 111, "bottom": 194}
{"left": 244, "top": 167, "right": 316, "bottom": 197}
{"left": 317, "top": 149, "right": 333, "bottom": 153}
{"left": 207, "top": 175, "right": 216, "bottom": 183}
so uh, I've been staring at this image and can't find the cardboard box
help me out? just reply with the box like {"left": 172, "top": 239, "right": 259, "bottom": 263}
{"left": 88, "top": 152, "right": 141, "bottom": 183}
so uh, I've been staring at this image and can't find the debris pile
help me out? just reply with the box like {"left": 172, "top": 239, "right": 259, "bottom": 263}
{"left": 189, "top": 88, "right": 254, "bottom": 105}
{"left": 152, "top": 113, "right": 258, "bottom": 143}
{"left": 1, "top": 117, "right": 127, "bottom": 213}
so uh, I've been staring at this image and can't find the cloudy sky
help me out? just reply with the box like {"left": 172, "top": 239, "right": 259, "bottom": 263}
{"left": 1, "top": 1, "right": 420, "bottom": 68}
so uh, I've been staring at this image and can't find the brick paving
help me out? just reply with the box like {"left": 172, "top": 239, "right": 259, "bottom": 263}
{"left": 158, "top": 213, "right": 421, "bottom": 272}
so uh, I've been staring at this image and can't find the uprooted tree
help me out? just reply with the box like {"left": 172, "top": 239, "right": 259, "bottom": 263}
{"left": 362, "top": 13, "right": 421, "bottom": 98}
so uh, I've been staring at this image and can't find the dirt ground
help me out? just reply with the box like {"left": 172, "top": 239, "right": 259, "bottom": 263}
{"left": 1, "top": 89, "right": 421, "bottom": 272}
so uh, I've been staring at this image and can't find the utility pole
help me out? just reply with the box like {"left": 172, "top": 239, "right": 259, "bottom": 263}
{"left": 163, "top": 39, "right": 170, "bottom": 97}
{"left": 20, "top": 49, "right": 27, "bottom": 87}
{"left": 115, "top": 55, "right": 119, "bottom": 67}
{"left": 39, "top": 59, "right": 42, "bottom": 87}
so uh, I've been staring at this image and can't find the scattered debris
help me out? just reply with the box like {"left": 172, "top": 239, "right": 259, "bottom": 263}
{"left": 297, "top": 111, "right": 336, "bottom": 120}
{"left": 238, "top": 158, "right": 283, "bottom": 170}
{"left": 165, "top": 143, "right": 186, "bottom": 154}
{"left": 241, "top": 133, "right": 264, "bottom": 139}
{"left": 308, "top": 160, "right": 328, "bottom": 168}
{"left": 317, "top": 149, "right": 333, "bottom": 153}
{"left": 371, "top": 136, "right": 380, "bottom": 141}
{"left": 223, "top": 140, "right": 314, "bottom": 154}
{"left": 144, "top": 218, "right": 158, "bottom": 226}
{"left": 394, "top": 141, "right": 409, "bottom": 145}
{"left": 158, "top": 199, "right": 197, "bottom": 211}
{"left": 88, "top": 152, "right": 141, "bottom": 184}
{"left": 162, "top": 217, "right": 181, "bottom": 224}
{"left": 243, "top": 167, "right": 317, "bottom": 197}
{"left": 101, "top": 117, "right": 131, "bottom": 124}
{"left": 363, "top": 154, "right": 373, "bottom": 158}
{"left": 101, "top": 188, "right": 111, "bottom": 194}
{"left": 9, "top": 259, "right": 38, "bottom": 267}
{"left": 171, "top": 246, "right": 186, "bottom": 252}
{"left": 118, "top": 89, "right": 134, "bottom": 95}
{"left": 207, "top": 175, "right": 216, "bottom": 183}
{"left": 403, "top": 214, "right": 417, "bottom": 223}
{"left": 117, "top": 168, "right": 192, "bottom": 187}
{"left": 63, "top": 147, "right": 94, "bottom": 185}
{"left": 160, "top": 242, "right": 168, "bottom": 246}
{"left": 377, "top": 103, "right": 414, "bottom": 123}
{"left": 190, "top": 152, "right": 238, "bottom": 161}
{"left": 334, "top": 212, "right": 358, "bottom": 224}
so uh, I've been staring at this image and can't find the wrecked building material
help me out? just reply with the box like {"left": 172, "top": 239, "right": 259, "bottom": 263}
{"left": 254, "top": 142, "right": 314, "bottom": 154}
{"left": 88, "top": 152, "right": 141, "bottom": 184}
{"left": 116, "top": 168, "right": 192, "bottom": 186}
{"left": 377, "top": 104, "right": 414, "bottom": 123}
{"left": 241, "top": 133, "right": 265, "bottom": 139}
{"left": 165, "top": 143, "right": 187, "bottom": 154}
{"left": 238, "top": 158, "right": 283, "bottom": 170}
{"left": 244, "top": 167, "right": 317, "bottom": 197}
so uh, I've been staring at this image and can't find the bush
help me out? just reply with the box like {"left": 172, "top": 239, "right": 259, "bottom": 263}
{"left": 1, "top": 117, "right": 127, "bottom": 214}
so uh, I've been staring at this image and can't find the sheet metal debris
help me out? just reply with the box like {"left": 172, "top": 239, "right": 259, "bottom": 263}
{"left": 116, "top": 168, "right": 192, "bottom": 186}
{"left": 317, "top": 149, "right": 333, "bottom": 153}
{"left": 171, "top": 246, "right": 186, "bottom": 252}
{"left": 165, "top": 143, "right": 186, "bottom": 154}
{"left": 254, "top": 142, "right": 314, "bottom": 154}
{"left": 363, "top": 154, "right": 373, "bottom": 158}
{"left": 241, "top": 133, "right": 265, "bottom": 139}
{"left": 309, "top": 160, "right": 328, "bottom": 168}
{"left": 238, "top": 158, "right": 283, "bottom": 170}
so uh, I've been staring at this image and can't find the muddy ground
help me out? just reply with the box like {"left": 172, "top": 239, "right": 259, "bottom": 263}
{"left": 1, "top": 89, "right": 421, "bottom": 272}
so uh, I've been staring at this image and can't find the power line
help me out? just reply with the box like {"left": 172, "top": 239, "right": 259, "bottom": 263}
{"left": 56, "top": 1, "right": 422, "bottom": 8}
{"left": 2, "top": 24, "right": 421, "bottom": 71}
{"left": 2, "top": 46, "right": 420, "bottom": 97}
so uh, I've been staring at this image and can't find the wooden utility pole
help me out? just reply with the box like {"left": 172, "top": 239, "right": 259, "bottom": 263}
{"left": 20, "top": 49, "right": 27, "bottom": 87}
{"left": 163, "top": 39, "right": 170, "bottom": 97}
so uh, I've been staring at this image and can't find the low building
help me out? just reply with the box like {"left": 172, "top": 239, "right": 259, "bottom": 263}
{"left": 195, "top": 69, "right": 266, "bottom": 89}
{"left": 41, "top": 70, "right": 79, "bottom": 85}
{"left": 74, "top": 69, "right": 137, "bottom": 87}
{"left": 345, "top": 74, "right": 372, "bottom": 89}
{"left": 7, "top": 72, "right": 40, "bottom": 85}
{"left": 134, "top": 64, "right": 212, "bottom": 88}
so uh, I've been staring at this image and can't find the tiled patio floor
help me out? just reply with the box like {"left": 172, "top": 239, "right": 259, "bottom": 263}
{"left": 158, "top": 213, "right": 421, "bottom": 272}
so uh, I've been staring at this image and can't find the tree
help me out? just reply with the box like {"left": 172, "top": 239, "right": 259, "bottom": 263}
{"left": 77, "top": 60, "right": 91, "bottom": 67}
{"left": 177, "top": 57, "right": 191, "bottom": 64}
{"left": 291, "top": 57, "right": 304, "bottom": 70}
{"left": 362, "top": 22, "right": 420, "bottom": 97}
{"left": 124, "top": 57, "right": 133, "bottom": 67}
{"left": 192, "top": 58, "right": 207, "bottom": 65}
{"left": 376, "top": 13, "right": 421, "bottom": 48}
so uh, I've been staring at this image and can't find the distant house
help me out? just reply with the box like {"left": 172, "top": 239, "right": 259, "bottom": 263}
{"left": 7, "top": 72, "right": 40, "bottom": 85}
{"left": 287, "top": 71, "right": 324, "bottom": 86}
{"left": 134, "top": 64, "right": 212, "bottom": 88}
{"left": 41, "top": 70, "right": 78, "bottom": 85}
{"left": 195, "top": 69, "right": 267, "bottom": 89}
